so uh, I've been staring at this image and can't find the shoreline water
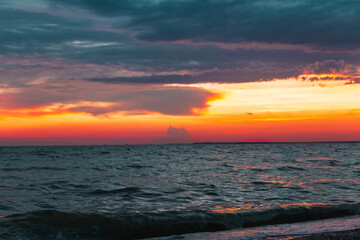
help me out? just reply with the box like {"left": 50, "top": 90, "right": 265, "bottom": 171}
{"left": 258, "top": 229, "right": 360, "bottom": 240}
{"left": 155, "top": 215, "right": 360, "bottom": 240}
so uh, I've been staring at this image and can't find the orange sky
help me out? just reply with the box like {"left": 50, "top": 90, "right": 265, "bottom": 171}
{"left": 1, "top": 74, "right": 360, "bottom": 145}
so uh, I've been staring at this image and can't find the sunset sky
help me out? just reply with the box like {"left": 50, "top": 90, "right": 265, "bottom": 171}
{"left": 1, "top": 0, "right": 360, "bottom": 145}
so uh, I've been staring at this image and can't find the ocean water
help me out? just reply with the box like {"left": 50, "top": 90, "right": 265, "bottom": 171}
{"left": 0, "top": 143, "right": 360, "bottom": 239}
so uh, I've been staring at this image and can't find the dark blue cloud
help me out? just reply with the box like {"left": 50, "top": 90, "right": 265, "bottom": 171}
{"left": 87, "top": 66, "right": 302, "bottom": 84}
{"left": 0, "top": 8, "right": 132, "bottom": 55}
{"left": 50, "top": 0, "right": 360, "bottom": 50}
{"left": 0, "top": 0, "right": 359, "bottom": 87}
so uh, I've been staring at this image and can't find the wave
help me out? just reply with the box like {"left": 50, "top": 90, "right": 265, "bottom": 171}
{"left": 1, "top": 203, "right": 360, "bottom": 239}
{"left": 88, "top": 187, "right": 141, "bottom": 195}
{"left": 1, "top": 166, "right": 67, "bottom": 171}
{"left": 127, "top": 164, "right": 152, "bottom": 169}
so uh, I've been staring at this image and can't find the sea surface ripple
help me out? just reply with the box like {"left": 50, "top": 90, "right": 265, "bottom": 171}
{"left": 0, "top": 143, "right": 360, "bottom": 239}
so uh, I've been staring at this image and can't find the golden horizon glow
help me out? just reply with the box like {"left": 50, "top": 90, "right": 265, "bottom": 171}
{"left": 1, "top": 74, "right": 360, "bottom": 144}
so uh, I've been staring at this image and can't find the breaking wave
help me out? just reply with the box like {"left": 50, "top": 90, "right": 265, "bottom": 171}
{"left": 1, "top": 203, "right": 360, "bottom": 240}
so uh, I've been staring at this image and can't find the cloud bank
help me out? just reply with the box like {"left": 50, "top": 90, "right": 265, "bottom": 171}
{"left": 0, "top": 0, "right": 359, "bottom": 117}
{"left": 154, "top": 127, "right": 194, "bottom": 144}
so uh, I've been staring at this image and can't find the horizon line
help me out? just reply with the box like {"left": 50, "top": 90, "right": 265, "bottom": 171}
{"left": 1, "top": 140, "right": 360, "bottom": 147}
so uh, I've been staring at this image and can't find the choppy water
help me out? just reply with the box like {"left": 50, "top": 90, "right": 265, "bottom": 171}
{"left": 0, "top": 143, "right": 360, "bottom": 239}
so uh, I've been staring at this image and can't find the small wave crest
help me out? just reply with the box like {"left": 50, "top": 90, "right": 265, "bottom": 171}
{"left": 241, "top": 203, "right": 360, "bottom": 228}
{"left": 88, "top": 187, "right": 141, "bottom": 195}
{"left": 1, "top": 203, "right": 360, "bottom": 239}
{"left": 0, "top": 166, "right": 67, "bottom": 172}
{"left": 0, "top": 210, "right": 243, "bottom": 239}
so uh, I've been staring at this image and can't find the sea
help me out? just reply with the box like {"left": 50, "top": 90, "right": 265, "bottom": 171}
{"left": 0, "top": 143, "right": 360, "bottom": 239}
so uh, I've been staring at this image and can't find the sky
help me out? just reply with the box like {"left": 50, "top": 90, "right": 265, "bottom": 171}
{"left": 0, "top": 0, "right": 360, "bottom": 145}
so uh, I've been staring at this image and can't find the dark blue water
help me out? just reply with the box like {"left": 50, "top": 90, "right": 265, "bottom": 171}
{"left": 0, "top": 143, "right": 360, "bottom": 239}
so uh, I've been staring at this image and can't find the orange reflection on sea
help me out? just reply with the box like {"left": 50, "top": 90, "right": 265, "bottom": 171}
{"left": 309, "top": 178, "right": 359, "bottom": 184}
{"left": 275, "top": 163, "right": 302, "bottom": 168}
{"left": 256, "top": 174, "right": 272, "bottom": 179}
{"left": 211, "top": 202, "right": 336, "bottom": 213}
{"left": 212, "top": 204, "right": 253, "bottom": 213}
{"left": 211, "top": 203, "right": 272, "bottom": 213}
{"left": 225, "top": 164, "right": 270, "bottom": 170}
{"left": 240, "top": 165, "right": 270, "bottom": 170}
{"left": 252, "top": 180, "right": 287, "bottom": 185}
{"left": 275, "top": 202, "right": 336, "bottom": 208}
{"left": 304, "top": 164, "right": 334, "bottom": 169}
{"left": 295, "top": 157, "right": 342, "bottom": 162}
{"left": 248, "top": 173, "right": 315, "bottom": 190}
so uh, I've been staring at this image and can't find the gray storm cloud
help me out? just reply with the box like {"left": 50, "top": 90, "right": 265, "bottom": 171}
{"left": 154, "top": 127, "right": 194, "bottom": 144}
{"left": 0, "top": 0, "right": 359, "bottom": 87}
{"left": 49, "top": 0, "right": 360, "bottom": 50}
{"left": 0, "top": 0, "right": 359, "bottom": 115}
{"left": 303, "top": 60, "right": 356, "bottom": 75}
{"left": 0, "top": 82, "right": 216, "bottom": 116}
